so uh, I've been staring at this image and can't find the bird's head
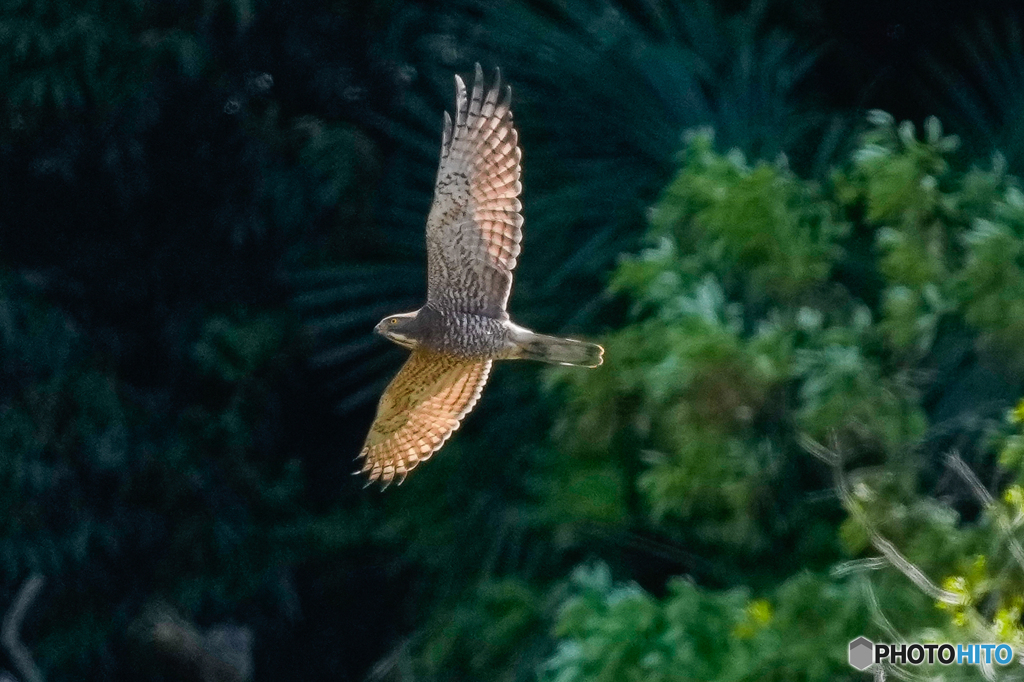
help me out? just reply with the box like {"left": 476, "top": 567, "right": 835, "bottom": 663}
{"left": 375, "top": 311, "right": 421, "bottom": 350}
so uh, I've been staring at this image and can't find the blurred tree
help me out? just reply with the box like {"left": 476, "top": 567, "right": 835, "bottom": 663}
{"left": 540, "top": 115, "right": 1024, "bottom": 680}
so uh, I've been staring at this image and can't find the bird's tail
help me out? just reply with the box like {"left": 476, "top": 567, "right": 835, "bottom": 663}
{"left": 510, "top": 328, "right": 604, "bottom": 367}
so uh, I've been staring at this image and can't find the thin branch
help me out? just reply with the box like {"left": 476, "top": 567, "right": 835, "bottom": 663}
{"left": 147, "top": 608, "right": 247, "bottom": 682}
{"left": 861, "top": 577, "right": 904, "bottom": 644}
{"left": 829, "top": 557, "right": 888, "bottom": 578}
{"left": 806, "top": 437, "right": 1024, "bottom": 676}
{"left": 946, "top": 451, "right": 1024, "bottom": 574}
{"left": 1, "top": 574, "right": 44, "bottom": 682}
{"left": 800, "top": 434, "right": 962, "bottom": 605}
{"left": 877, "top": 660, "right": 932, "bottom": 681}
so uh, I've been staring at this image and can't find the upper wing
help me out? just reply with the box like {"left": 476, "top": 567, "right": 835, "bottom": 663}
{"left": 425, "top": 64, "right": 524, "bottom": 318}
{"left": 357, "top": 349, "right": 492, "bottom": 486}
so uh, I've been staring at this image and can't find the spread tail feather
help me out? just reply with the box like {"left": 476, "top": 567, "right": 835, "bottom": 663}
{"left": 512, "top": 329, "right": 604, "bottom": 367}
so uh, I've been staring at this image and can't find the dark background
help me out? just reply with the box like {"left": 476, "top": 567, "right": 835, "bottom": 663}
{"left": 1, "top": 0, "right": 1024, "bottom": 680}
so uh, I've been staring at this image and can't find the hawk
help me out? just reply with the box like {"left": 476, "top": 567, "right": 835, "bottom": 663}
{"left": 357, "top": 64, "right": 604, "bottom": 486}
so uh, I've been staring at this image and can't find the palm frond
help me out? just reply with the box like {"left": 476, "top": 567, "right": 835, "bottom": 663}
{"left": 920, "top": 16, "right": 1024, "bottom": 170}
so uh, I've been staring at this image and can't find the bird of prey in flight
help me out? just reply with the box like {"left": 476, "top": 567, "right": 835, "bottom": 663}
{"left": 356, "top": 64, "right": 604, "bottom": 486}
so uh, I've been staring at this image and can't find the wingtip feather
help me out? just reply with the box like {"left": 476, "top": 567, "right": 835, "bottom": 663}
{"left": 442, "top": 110, "right": 453, "bottom": 149}
{"left": 469, "top": 64, "right": 485, "bottom": 119}
{"left": 454, "top": 74, "right": 468, "bottom": 127}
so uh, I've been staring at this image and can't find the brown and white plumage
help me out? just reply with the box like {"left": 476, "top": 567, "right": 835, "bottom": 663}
{"left": 357, "top": 65, "right": 602, "bottom": 487}
{"left": 426, "top": 63, "right": 524, "bottom": 318}
{"left": 358, "top": 350, "right": 491, "bottom": 484}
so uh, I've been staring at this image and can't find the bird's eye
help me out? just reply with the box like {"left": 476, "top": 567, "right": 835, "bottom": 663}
{"left": 389, "top": 318, "right": 398, "bottom": 325}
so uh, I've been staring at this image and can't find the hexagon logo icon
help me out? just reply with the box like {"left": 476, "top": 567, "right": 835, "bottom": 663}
{"left": 849, "top": 637, "right": 874, "bottom": 671}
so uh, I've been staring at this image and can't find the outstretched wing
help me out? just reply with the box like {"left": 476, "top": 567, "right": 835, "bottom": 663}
{"left": 358, "top": 349, "right": 492, "bottom": 485}
{"left": 425, "top": 63, "right": 524, "bottom": 318}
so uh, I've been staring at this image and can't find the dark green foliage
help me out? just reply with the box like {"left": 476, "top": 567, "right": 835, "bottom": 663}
{"left": 542, "top": 563, "right": 873, "bottom": 682}
{"left": 416, "top": 578, "right": 546, "bottom": 682}
{"left": 0, "top": 278, "right": 312, "bottom": 675}
{"left": 0, "top": 2, "right": 389, "bottom": 678}
{"left": 0, "top": 0, "right": 249, "bottom": 130}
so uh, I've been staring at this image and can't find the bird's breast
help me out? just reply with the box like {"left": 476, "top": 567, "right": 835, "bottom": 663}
{"left": 422, "top": 311, "right": 510, "bottom": 359}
